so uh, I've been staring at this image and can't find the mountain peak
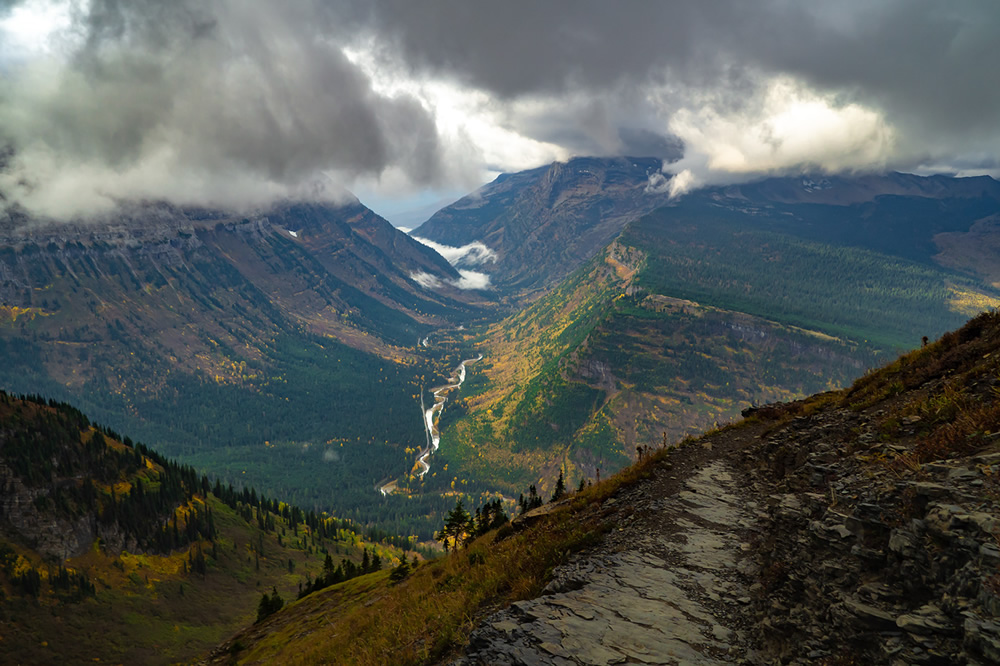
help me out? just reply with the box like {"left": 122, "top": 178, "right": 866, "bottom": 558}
{"left": 413, "top": 156, "right": 671, "bottom": 293}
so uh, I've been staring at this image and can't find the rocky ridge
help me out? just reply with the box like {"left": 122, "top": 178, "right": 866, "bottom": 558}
{"left": 453, "top": 311, "right": 1000, "bottom": 664}
{"left": 743, "top": 370, "right": 1000, "bottom": 660}
{"left": 457, "top": 459, "right": 759, "bottom": 665}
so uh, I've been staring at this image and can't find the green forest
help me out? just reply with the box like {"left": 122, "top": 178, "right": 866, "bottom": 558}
{"left": 623, "top": 201, "right": 992, "bottom": 349}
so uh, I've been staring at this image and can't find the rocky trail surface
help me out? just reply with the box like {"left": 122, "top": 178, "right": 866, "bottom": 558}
{"left": 455, "top": 426, "right": 770, "bottom": 665}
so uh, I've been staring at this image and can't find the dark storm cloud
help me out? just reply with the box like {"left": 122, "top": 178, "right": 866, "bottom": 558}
{"left": 1, "top": 0, "right": 997, "bottom": 219}
{"left": 342, "top": 1, "right": 708, "bottom": 97}
{"left": 0, "top": 0, "right": 450, "bottom": 217}
{"left": 736, "top": 1, "right": 1000, "bottom": 146}
{"left": 352, "top": 0, "right": 1000, "bottom": 169}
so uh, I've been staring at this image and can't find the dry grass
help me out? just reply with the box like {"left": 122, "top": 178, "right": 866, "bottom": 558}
{"left": 913, "top": 399, "right": 1000, "bottom": 462}
{"left": 231, "top": 449, "right": 688, "bottom": 665}
{"left": 239, "top": 501, "right": 609, "bottom": 665}
{"left": 839, "top": 310, "right": 1000, "bottom": 464}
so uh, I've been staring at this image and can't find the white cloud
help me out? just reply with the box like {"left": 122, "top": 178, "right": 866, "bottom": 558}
{"left": 661, "top": 77, "right": 896, "bottom": 195}
{"left": 0, "top": 0, "right": 80, "bottom": 59}
{"left": 453, "top": 270, "right": 491, "bottom": 290}
{"left": 410, "top": 236, "right": 497, "bottom": 266}
{"left": 409, "top": 271, "right": 441, "bottom": 289}
{"left": 409, "top": 269, "right": 491, "bottom": 291}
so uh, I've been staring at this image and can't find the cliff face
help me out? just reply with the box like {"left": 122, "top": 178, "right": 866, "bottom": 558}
{"left": 0, "top": 461, "right": 129, "bottom": 559}
{"left": 0, "top": 199, "right": 467, "bottom": 341}
{"left": 741, "top": 312, "right": 1000, "bottom": 664}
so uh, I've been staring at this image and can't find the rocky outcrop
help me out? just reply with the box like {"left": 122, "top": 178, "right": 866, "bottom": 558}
{"left": 743, "top": 407, "right": 1000, "bottom": 664}
{"left": 457, "top": 461, "right": 760, "bottom": 665}
{"left": 0, "top": 461, "right": 132, "bottom": 559}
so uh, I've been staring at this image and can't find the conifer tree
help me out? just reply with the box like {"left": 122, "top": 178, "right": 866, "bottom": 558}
{"left": 551, "top": 469, "right": 566, "bottom": 502}
{"left": 438, "top": 499, "right": 471, "bottom": 550}
{"left": 324, "top": 552, "right": 335, "bottom": 576}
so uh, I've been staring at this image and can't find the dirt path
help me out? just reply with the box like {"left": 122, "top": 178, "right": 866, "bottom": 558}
{"left": 455, "top": 427, "right": 767, "bottom": 665}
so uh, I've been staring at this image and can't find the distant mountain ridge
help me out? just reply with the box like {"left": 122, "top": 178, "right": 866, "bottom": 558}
{"left": 713, "top": 171, "right": 1000, "bottom": 206}
{"left": 415, "top": 161, "right": 1000, "bottom": 296}
{"left": 1, "top": 198, "right": 470, "bottom": 339}
{"left": 414, "top": 156, "right": 673, "bottom": 293}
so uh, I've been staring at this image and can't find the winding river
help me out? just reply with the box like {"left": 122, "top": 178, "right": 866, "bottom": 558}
{"left": 379, "top": 353, "right": 482, "bottom": 495}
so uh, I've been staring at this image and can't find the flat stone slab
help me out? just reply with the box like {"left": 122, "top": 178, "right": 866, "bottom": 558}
{"left": 456, "top": 461, "right": 754, "bottom": 665}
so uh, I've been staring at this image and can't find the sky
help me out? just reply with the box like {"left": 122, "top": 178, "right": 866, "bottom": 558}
{"left": 1, "top": 0, "right": 998, "bottom": 223}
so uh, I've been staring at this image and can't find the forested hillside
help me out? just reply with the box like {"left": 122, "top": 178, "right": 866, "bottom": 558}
{"left": 0, "top": 392, "right": 415, "bottom": 664}
{"left": 418, "top": 174, "right": 1000, "bottom": 498}
{"left": 0, "top": 200, "right": 487, "bottom": 534}
{"left": 629, "top": 194, "right": 1000, "bottom": 347}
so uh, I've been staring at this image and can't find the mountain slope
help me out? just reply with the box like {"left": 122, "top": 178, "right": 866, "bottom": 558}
{"left": 0, "top": 392, "right": 410, "bottom": 665}
{"left": 424, "top": 242, "right": 881, "bottom": 497}
{"left": 215, "top": 310, "right": 1000, "bottom": 665}
{"left": 0, "top": 199, "right": 478, "bottom": 527}
{"left": 413, "top": 156, "right": 672, "bottom": 293}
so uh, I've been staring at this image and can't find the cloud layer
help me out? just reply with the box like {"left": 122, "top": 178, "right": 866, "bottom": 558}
{"left": 1, "top": 0, "right": 998, "bottom": 219}
{"left": 408, "top": 235, "right": 497, "bottom": 290}
{"left": 409, "top": 236, "right": 497, "bottom": 268}
{"left": 409, "top": 269, "right": 490, "bottom": 291}
{"left": 0, "top": 0, "right": 456, "bottom": 217}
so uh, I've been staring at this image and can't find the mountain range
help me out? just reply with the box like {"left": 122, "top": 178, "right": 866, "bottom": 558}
{"left": 3, "top": 158, "right": 1000, "bottom": 662}
{"left": 4, "top": 162, "right": 1000, "bottom": 515}
{"left": 0, "top": 198, "right": 487, "bottom": 535}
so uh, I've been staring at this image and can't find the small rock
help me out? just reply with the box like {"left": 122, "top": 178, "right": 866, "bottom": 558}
{"left": 712, "top": 624, "right": 733, "bottom": 642}
{"left": 491, "top": 620, "right": 520, "bottom": 634}
{"left": 841, "top": 596, "right": 897, "bottom": 628}
{"left": 896, "top": 604, "right": 955, "bottom": 636}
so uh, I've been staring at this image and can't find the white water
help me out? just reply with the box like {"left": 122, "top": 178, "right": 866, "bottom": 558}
{"left": 378, "top": 346, "right": 481, "bottom": 495}
{"left": 414, "top": 353, "right": 482, "bottom": 478}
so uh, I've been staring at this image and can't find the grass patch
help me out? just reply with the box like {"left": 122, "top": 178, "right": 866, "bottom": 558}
{"left": 228, "top": 448, "right": 702, "bottom": 665}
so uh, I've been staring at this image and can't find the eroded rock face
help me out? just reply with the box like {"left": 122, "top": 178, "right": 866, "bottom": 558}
{"left": 743, "top": 407, "right": 1000, "bottom": 665}
{"left": 0, "top": 462, "right": 131, "bottom": 559}
{"left": 456, "top": 462, "right": 760, "bottom": 665}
